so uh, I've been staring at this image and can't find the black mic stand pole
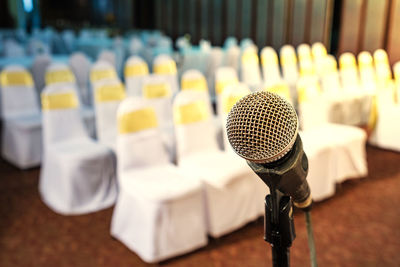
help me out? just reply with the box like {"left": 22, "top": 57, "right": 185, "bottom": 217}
{"left": 264, "top": 188, "right": 296, "bottom": 267}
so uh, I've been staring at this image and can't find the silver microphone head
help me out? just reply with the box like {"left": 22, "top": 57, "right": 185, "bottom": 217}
{"left": 226, "top": 91, "right": 298, "bottom": 163}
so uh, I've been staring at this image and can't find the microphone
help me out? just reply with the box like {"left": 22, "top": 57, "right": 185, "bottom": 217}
{"left": 226, "top": 91, "right": 312, "bottom": 210}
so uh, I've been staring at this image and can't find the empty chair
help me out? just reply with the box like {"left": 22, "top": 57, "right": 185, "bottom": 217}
{"left": 93, "top": 79, "right": 126, "bottom": 150}
{"left": 90, "top": 60, "right": 118, "bottom": 85}
{"left": 173, "top": 90, "right": 265, "bottom": 237}
{"left": 261, "top": 46, "right": 282, "bottom": 87}
{"left": 311, "top": 42, "right": 328, "bottom": 77}
{"left": 124, "top": 56, "right": 149, "bottom": 96}
{"left": 45, "top": 63, "right": 76, "bottom": 86}
{"left": 3, "top": 39, "right": 25, "bottom": 57}
{"left": 358, "top": 51, "right": 377, "bottom": 93}
{"left": 39, "top": 84, "right": 117, "bottom": 215}
{"left": 0, "top": 65, "right": 42, "bottom": 169}
{"left": 225, "top": 45, "right": 241, "bottom": 73}
{"left": 297, "top": 43, "right": 312, "bottom": 63}
{"left": 339, "top": 53, "right": 360, "bottom": 91}
{"left": 373, "top": 49, "right": 392, "bottom": 89}
{"left": 31, "top": 54, "right": 51, "bottom": 96}
{"left": 264, "top": 82, "right": 292, "bottom": 104}
{"left": 69, "top": 52, "right": 92, "bottom": 106}
{"left": 111, "top": 97, "right": 207, "bottom": 263}
{"left": 240, "top": 47, "right": 262, "bottom": 89}
{"left": 153, "top": 54, "right": 179, "bottom": 94}
{"left": 181, "top": 69, "right": 209, "bottom": 93}
{"left": 320, "top": 55, "right": 341, "bottom": 93}
{"left": 98, "top": 50, "right": 116, "bottom": 68}
{"left": 205, "top": 47, "right": 225, "bottom": 99}
{"left": 215, "top": 67, "right": 239, "bottom": 116}
{"left": 280, "top": 45, "right": 299, "bottom": 99}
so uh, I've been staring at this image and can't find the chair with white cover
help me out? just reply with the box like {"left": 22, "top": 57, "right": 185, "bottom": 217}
{"left": 225, "top": 45, "right": 241, "bottom": 73}
{"left": 261, "top": 46, "right": 282, "bottom": 87}
{"left": 280, "top": 45, "right": 299, "bottom": 99}
{"left": 39, "top": 84, "right": 117, "bottom": 215}
{"left": 173, "top": 90, "right": 265, "bottom": 237}
{"left": 153, "top": 54, "right": 179, "bottom": 95}
{"left": 205, "top": 47, "right": 225, "bottom": 99}
{"left": 110, "top": 97, "right": 207, "bottom": 263}
{"left": 142, "top": 75, "right": 175, "bottom": 160}
{"left": 31, "top": 54, "right": 51, "bottom": 96}
{"left": 373, "top": 49, "right": 392, "bottom": 90}
{"left": 124, "top": 56, "right": 149, "bottom": 96}
{"left": 93, "top": 79, "right": 126, "bottom": 150}
{"left": 0, "top": 66, "right": 42, "bottom": 169}
{"left": 215, "top": 67, "right": 239, "bottom": 116}
{"left": 90, "top": 60, "right": 119, "bottom": 86}
{"left": 46, "top": 63, "right": 96, "bottom": 137}
{"left": 394, "top": 61, "right": 400, "bottom": 104}
{"left": 98, "top": 50, "right": 116, "bottom": 69}
{"left": 263, "top": 82, "right": 293, "bottom": 104}
{"left": 240, "top": 47, "right": 262, "bottom": 89}
{"left": 69, "top": 52, "right": 92, "bottom": 106}
{"left": 311, "top": 42, "right": 328, "bottom": 77}
{"left": 358, "top": 51, "right": 377, "bottom": 94}
{"left": 339, "top": 53, "right": 361, "bottom": 91}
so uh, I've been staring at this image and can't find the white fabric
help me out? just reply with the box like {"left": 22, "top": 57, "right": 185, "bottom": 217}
{"left": 240, "top": 47, "right": 262, "bottom": 89}
{"left": 31, "top": 54, "right": 51, "bottom": 95}
{"left": 215, "top": 67, "right": 239, "bottom": 116}
{"left": 1, "top": 65, "right": 42, "bottom": 169}
{"left": 111, "top": 97, "right": 207, "bottom": 263}
{"left": 153, "top": 54, "right": 179, "bottom": 94}
{"left": 261, "top": 46, "right": 282, "bottom": 87}
{"left": 205, "top": 47, "right": 224, "bottom": 99}
{"left": 125, "top": 56, "right": 148, "bottom": 96}
{"left": 98, "top": 50, "right": 116, "bottom": 68}
{"left": 69, "top": 52, "right": 92, "bottom": 106}
{"left": 39, "top": 84, "right": 116, "bottom": 215}
{"left": 174, "top": 91, "right": 266, "bottom": 238}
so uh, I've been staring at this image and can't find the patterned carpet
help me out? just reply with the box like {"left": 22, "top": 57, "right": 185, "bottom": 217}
{"left": 1, "top": 145, "right": 400, "bottom": 267}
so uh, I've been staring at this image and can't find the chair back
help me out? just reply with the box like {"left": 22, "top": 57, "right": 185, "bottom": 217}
{"left": 153, "top": 54, "right": 179, "bottom": 94}
{"left": 41, "top": 84, "right": 88, "bottom": 146}
{"left": 0, "top": 65, "right": 39, "bottom": 119}
{"left": 45, "top": 63, "right": 76, "bottom": 86}
{"left": 240, "top": 47, "right": 262, "bottom": 87}
{"left": 90, "top": 60, "right": 118, "bottom": 85}
{"left": 98, "top": 50, "right": 116, "bottom": 68}
{"left": 69, "top": 52, "right": 92, "bottom": 105}
{"left": 31, "top": 54, "right": 51, "bottom": 94}
{"left": 117, "top": 97, "right": 169, "bottom": 172}
{"left": 358, "top": 51, "right": 377, "bottom": 93}
{"left": 124, "top": 56, "right": 149, "bottom": 96}
{"left": 261, "top": 46, "right": 282, "bottom": 87}
{"left": 280, "top": 45, "right": 299, "bottom": 86}
{"left": 94, "top": 79, "right": 126, "bottom": 148}
{"left": 373, "top": 49, "right": 392, "bottom": 88}
{"left": 339, "top": 53, "right": 360, "bottom": 91}
{"left": 320, "top": 55, "right": 342, "bottom": 93}
{"left": 215, "top": 67, "right": 239, "bottom": 115}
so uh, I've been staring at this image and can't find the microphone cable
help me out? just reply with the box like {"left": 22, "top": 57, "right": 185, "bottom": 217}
{"left": 305, "top": 211, "right": 318, "bottom": 267}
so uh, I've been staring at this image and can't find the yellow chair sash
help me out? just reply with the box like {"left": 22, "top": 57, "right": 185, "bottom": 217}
{"left": 264, "top": 83, "right": 291, "bottom": 102}
{"left": 339, "top": 56, "right": 357, "bottom": 70}
{"left": 181, "top": 77, "right": 208, "bottom": 92}
{"left": 124, "top": 63, "right": 149, "bottom": 77}
{"left": 143, "top": 83, "right": 171, "bottom": 98}
{"left": 299, "top": 61, "right": 316, "bottom": 77}
{"left": 0, "top": 71, "right": 34, "bottom": 87}
{"left": 215, "top": 78, "right": 238, "bottom": 95}
{"left": 154, "top": 61, "right": 177, "bottom": 75}
{"left": 222, "top": 95, "right": 245, "bottom": 114}
{"left": 242, "top": 52, "right": 259, "bottom": 65}
{"left": 297, "top": 80, "right": 321, "bottom": 103}
{"left": 280, "top": 54, "right": 297, "bottom": 67}
{"left": 41, "top": 92, "right": 78, "bottom": 110}
{"left": 90, "top": 69, "right": 117, "bottom": 82}
{"left": 45, "top": 69, "right": 75, "bottom": 85}
{"left": 95, "top": 83, "right": 126, "bottom": 102}
{"left": 174, "top": 101, "right": 210, "bottom": 125}
{"left": 118, "top": 108, "right": 158, "bottom": 134}
{"left": 261, "top": 53, "right": 278, "bottom": 67}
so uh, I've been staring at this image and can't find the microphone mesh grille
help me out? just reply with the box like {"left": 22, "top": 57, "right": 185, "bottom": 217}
{"left": 226, "top": 91, "right": 298, "bottom": 163}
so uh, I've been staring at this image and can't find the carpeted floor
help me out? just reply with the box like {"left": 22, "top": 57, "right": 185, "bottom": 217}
{"left": 1, "top": 145, "right": 400, "bottom": 267}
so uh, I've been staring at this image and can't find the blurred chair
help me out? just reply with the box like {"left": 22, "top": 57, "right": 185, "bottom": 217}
{"left": 61, "top": 30, "right": 76, "bottom": 53}
{"left": 358, "top": 51, "right": 377, "bottom": 93}
{"left": 205, "top": 47, "right": 225, "bottom": 99}
{"left": 31, "top": 54, "right": 51, "bottom": 96}
{"left": 240, "top": 47, "right": 262, "bottom": 89}
{"left": 215, "top": 67, "right": 239, "bottom": 116}
{"left": 39, "top": 84, "right": 117, "bottom": 215}
{"left": 98, "top": 50, "right": 117, "bottom": 69}
{"left": 280, "top": 45, "right": 299, "bottom": 99}
{"left": 173, "top": 90, "right": 265, "bottom": 237}
{"left": 261, "top": 46, "right": 282, "bottom": 87}
{"left": 93, "top": 79, "right": 126, "bottom": 150}
{"left": 3, "top": 39, "right": 25, "bottom": 57}
{"left": 0, "top": 65, "right": 42, "bottom": 169}
{"left": 394, "top": 61, "right": 400, "bottom": 104}
{"left": 320, "top": 55, "right": 341, "bottom": 94}
{"left": 69, "top": 52, "right": 92, "bottom": 106}
{"left": 90, "top": 60, "right": 118, "bottom": 85}
{"left": 311, "top": 42, "right": 328, "bottom": 77}
{"left": 374, "top": 49, "right": 392, "bottom": 89}
{"left": 124, "top": 56, "right": 149, "bottom": 96}
{"left": 263, "top": 81, "right": 292, "bottom": 104}
{"left": 225, "top": 45, "right": 241, "bottom": 73}
{"left": 339, "top": 52, "right": 360, "bottom": 91}
{"left": 153, "top": 54, "right": 179, "bottom": 94}
{"left": 111, "top": 97, "right": 207, "bottom": 263}
{"left": 142, "top": 74, "right": 175, "bottom": 160}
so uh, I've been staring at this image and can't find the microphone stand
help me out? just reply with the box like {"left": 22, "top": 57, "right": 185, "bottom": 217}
{"left": 264, "top": 189, "right": 295, "bottom": 267}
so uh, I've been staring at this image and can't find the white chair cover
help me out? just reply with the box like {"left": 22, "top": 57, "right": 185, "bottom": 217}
{"left": 311, "top": 42, "right": 328, "bottom": 77}
{"left": 240, "top": 47, "right": 262, "bottom": 89}
{"left": 261, "top": 46, "right": 282, "bottom": 87}
{"left": 98, "top": 50, "right": 116, "bottom": 68}
{"left": 153, "top": 54, "right": 179, "bottom": 95}
{"left": 225, "top": 45, "right": 241, "bottom": 73}
{"left": 31, "top": 54, "right": 51, "bottom": 96}
{"left": 39, "top": 84, "right": 116, "bottom": 215}
{"left": 0, "top": 65, "right": 42, "bottom": 169}
{"left": 111, "top": 97, "right": 207, "bottom": 263}
{"left": 215, "top": 67, "right": 239, "bottom": 116}
{"left": 93, "top": 79, "right": 126, "bottom": 150}
{"left": 173, "top": 90, "right": 266, "bottom": 237}
{"left": 280, "top": 45, "right": 299, "bottom": 100}
{"left": 69, "top": 52, "right": 92, "bottom": 106}
{"left": 124, "top": 56, "right": 149, "bottom": 96}
{"left": 205, "top": 47, "right": 225, "bottom": 99}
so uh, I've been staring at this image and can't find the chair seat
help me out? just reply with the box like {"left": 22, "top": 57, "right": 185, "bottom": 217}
{"left": 179, "top": 150, "right": 253, "bottom": 188}
{"left": 120, "top": 164, "right": 202, "bottom": 202}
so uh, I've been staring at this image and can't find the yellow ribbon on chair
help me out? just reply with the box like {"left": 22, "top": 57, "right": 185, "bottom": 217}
{"left": 95, "top": 83, "right": 126, "bottom": 102}
{"left": 0, "top": 71, "right": 34, "bottom": 87}
{"left": 280, "top": 54, "right": 297, "bottom": 67}
{"left": 222, "top": 95, "right": 245, "bottom": 114}
{"left": 118, "top": 107, "right": 158, "bottom": 134}
{"left": 261, "top": 53, "right": 279, "bottom": 67}
{"left": 299, "top": 60, "right": 316, "bottom": 77}
{"left": 143, "top": 83, "right": 171, "bottom": 98}
{"left": 174, "top": 100, "right": 210, "bottom": 125}
{"left": 181, "top": 77, "right": 208, "bottom": 92}
{"left": 297, "top": 79, "right": 321, "bottom": 103}
{"left": 90, "top": 69, "right": 117, "bottom": 82}
{"left": 367, "top": 96, "right": 378, "bottom": 132}
{"left": 41, "top": 92, "right": 78, "bottom": 110}
{"left": 45, "top": 69, "right": 75, "bottom": 85}
{"left": 124, "top": 63, "right": 149, "bottom": 78}
{"left": 241, "top": 51, "right": 259, "bottom": 65}
{"left": 264, "top": 83, "right": 291, "bottom": 102}
{"left": 154, "top": 61, "right": 177, "bottom": 75}
{"left": 339, "top": 54, "right": 357, "bottom": 70}
{"left": 215, "top": 78, "right": 238, "bottom": 95}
